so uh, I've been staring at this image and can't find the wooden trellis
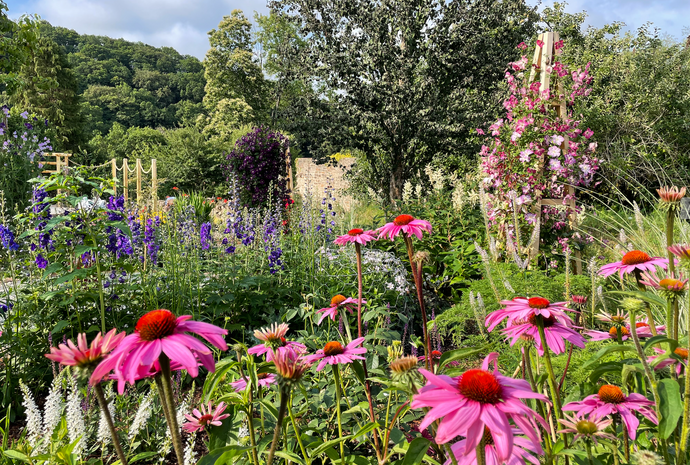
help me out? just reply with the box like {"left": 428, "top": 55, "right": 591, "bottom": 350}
{"left": 111, "top": 158, "right": 158, "bottom": 206}
{"left": 41, "top": 152, "right": 71, "bottom": 175}
{"left": 527, "top": 31, "right": 582, "bottom": 274}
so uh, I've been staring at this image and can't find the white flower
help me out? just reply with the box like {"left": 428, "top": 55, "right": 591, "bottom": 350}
{"left": 511, "top": 131, "right": 521, "bottom": 142}
{"left": 519, "top": 149, "right": 532, "bottom": 163}
{"left": 548, "top": 146, "right": 561, "bottom": 157}
{"left": 129, "top": 390, "right": 154, "bottom": 440}
{"left": 20, "top": 381, "right": 43, "bottom": 449}
{"left": 183, "top": 433, "right": 197, "bottom": 465}
{"left": 43, "top": 377, "right": 64, "bottom": 448}
{"left": 97, "top": 400, "right": 115, "bottom": 445}
{"left": 402, "top": 181, "right": 413, "bottom": 202}
{"left": 550, "top": 135, "right": 565, "bottom": 146}
{"left": 66, "top": 381, "right": 86, "bottom": 457}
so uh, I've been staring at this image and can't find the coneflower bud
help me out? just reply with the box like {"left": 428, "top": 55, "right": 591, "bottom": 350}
{"left": 621, "top": 297, "right": 645, "bottom": 313}
{"left": 412, "top": 251, "right": 430, "bottom": 265}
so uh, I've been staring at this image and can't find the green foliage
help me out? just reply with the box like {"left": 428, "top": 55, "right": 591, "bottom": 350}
{"left": 543, "top": 3, "right": 690, "bottom": 197}
{"left": 0, "top": 2, "right": 41, "bottom": 96}
{"left": 269, "top": 0, "right": 539, "bottom": 202}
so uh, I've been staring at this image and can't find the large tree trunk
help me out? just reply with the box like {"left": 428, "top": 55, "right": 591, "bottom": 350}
{"left": 389, "top": 162, "right": 404, "bottom": 205}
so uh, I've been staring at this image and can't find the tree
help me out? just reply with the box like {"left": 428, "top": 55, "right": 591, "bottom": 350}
{"left": 0, "top": 1, "right": 41, "bottom": 95}
{"left": 268, "top": 0, "right": 539, "bottom": 203}
{"left": 203, "top": 10, "right": 268, "bottom": 128}
{"left": 9, "top": 35, "right": 85, "bottom": 151}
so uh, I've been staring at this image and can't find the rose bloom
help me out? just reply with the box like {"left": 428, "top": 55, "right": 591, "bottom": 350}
{"left": 411, "top": 352, "right": 547, "bottom": 462}
{"left": 598, "top": 250, "right": 668, "bottom": 280}
{"left": 377, "top": 214, "right": 432, "bottom": 241}
{"left": 563, "top": 384, "right": 657, "bottom": 440}
{"left": 334, "top": 228, "right": 377, "bottom": 246}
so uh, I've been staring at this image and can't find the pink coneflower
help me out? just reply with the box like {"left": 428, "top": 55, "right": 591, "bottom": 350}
{"left": 418, "top": 350, "right": 443, "bottom": 363}
{"left": 587, "top": 319, "right": 663, "bottom": 342}
{"left": 316, "top": 295, "right": 364, "bottom": 325}
{"left": 182, "top": 401, "right": 230, "bottom": 433}
{"left": 486, "top": 297, "right": 574, "bottom": 332}
{"left": 230, "top": 373, "right": 277, "bottom": 392}
{"left": 596, "top": 310, "right": 628, "bottom": 325}
{"left": 377, "top": 214, "right": 432, "bottom": 241}
{"left": 648, "top": 347, "right": 688, "bottom": 375}
{"left": 502, "top": 315, "right": 586, "bottom": 355}
{"left": 669, "top": 244, "right": 690, "bottom": 262}
{"left": 640, "top": 270, "right": 688, "bottom": 300}
{"left": 247, "top": 323, "right": 306, "bottom": 361}
{"left": 45, "top": 328, "right": 125, "bottom": 370}
{"left": 657, "top": 186, "right": 686, "bottom": 204}
{"left": 558, "top": 413, "right": 616, "bottom": 445}
{"left": 598, "top": 250, "right": 668, "bottom": 280}
{"left": 411, "top": 352, "right": 548, "bottom": 460}
{"left": 563, "top": 384, "right": 658, "bottom": 440}
{"left": 305, "top": 337, "right": 367, "bottom": 371}
{"left": 570, "top": 295, "right": 588, "bottom": 306}
{"left": 91, "top": 309, "right": 228, "bottom": 387}
{"left": 334, "top": 228, "right": 377, "bottom": 246}
{"left": 444, "top": 428, "right": 541, "bottom": 465}
{"left": 273, "top": 349, "right": 311, "bottom": 383}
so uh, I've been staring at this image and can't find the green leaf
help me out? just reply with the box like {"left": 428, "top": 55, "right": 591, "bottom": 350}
{"left": 274, "top": 451, "right": 306, "bottom": 465}
{"left": 607, "top": 290, "right": 667, "bottom": 309}
{"left": 644, "top": 336, "right": 678, "bottom": 351}
{"left": 129, "top": 452, "right": 159, "bottom": 463}
{"left": 54, "top": 268, "right": 90, "bottom": 285}
{"left": 351, "top": 360, "right": 366, "bottom": 385}
{"left": 203, "top": 358, "right": 238, "bottom": 402}
{"left": 207, "top": 406, "right": 235, "bottom": 450}
{"left": 52, "top": 320, "right": 70, "bottom": 334}
{"left": 588, "top": 362, "right": 623, "bottom": 383}
{"left": 621, "top": 364, "right": 644, "bottom": 386}
{"left": 197, "top": 446, "right": 251, "bottom": 465}
{"left": 401, "top": 438, "right": 431, "bottom": 465}
{"left": 3, "top": 450, "right": 30, "bottom": 461}
{"left": 583, "top": 344, "right": 636, "bottom": 369}
{"left": 352, "top": 421, "right": 380, "bottom": 439}
{"left": 309, "top": 434, "right": 354, "bottom": 457}
{"left": 439, "top": 345, "right": 489, "bottom": 369}
{"left": 658, "top": 378, "right": 682, "bottom": 439}
{"left": 42, "top": 262, "right": 64, "bottom": 276}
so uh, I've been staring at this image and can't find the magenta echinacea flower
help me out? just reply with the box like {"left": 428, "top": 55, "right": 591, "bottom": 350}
{"left": 273, "top": 349, "right": 311, "bottom": 382}
{"left": 598, "top": 250, "right": 668, "bottom": 280}
{"left": 247, "top": 322, "right": 306, "bottom": 361}
{"left": 334, "top": 228, "right": 377, "bottom": 246}
{"left": 91, "top": 309, "right": 228, "bottom": 388}
{"left": 486, "top": 297, "right": 574, "bottom": 332}
{"left": 230, "top": 373, "right": 277, "bottom": 392}
{"left": 410, "top": 352, "right": 548, "bottom": 461}
{"left": 648, "top": 347, "right": 688, "bottom": 375}
{"left": 502, "top": 315, "right": 586, "bottom": 356}
{"left": 557, "top": 413, "right": 616, "bottom": 445}
{"left": 305, "top": 337, "right": 367, "bottom": 371}
{"left": 45, "top": 328, "right": 125, "bottom": 370}
{"left": 639, "top": 270, "right": 688, "bottom": 300}
{"left": 563, "top": 384, "right": 657, "bottom": 440}
{"left": 444, "top": 428, "right": 541, "bottom": 465}
{"left": 316, "top": 294, "right": 364, "bottom": 325}
{"left": 669, "top": 245, "right": 690, "bottom": 262}
{"left": 182, "top": 401, "right": 230, "bottom": 433}
{"left": 586, "top": 319, "right": 663, "bottom": 342}
{"left": 377, "top": 214, "right": 432, "bottom": 241}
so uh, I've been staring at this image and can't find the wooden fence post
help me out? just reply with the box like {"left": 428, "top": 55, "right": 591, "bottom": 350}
{"left": 136, "top": 158, "right": 142, "bottom": 204}
{"left": 151, "top": 159, "right": 158, "bottom": 210}
{"left": 111, "top": 159, "right": 118, "bottom": 196}
{"left": 122, "top": 158, "right": 129, "bottom": 202}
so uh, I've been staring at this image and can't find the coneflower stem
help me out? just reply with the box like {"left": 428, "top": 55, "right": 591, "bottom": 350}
{"left": 403, "top": 233, "right": 432, "bottom": 371}
{"left": 633, "top": 272, "right": 658, "bottom": 337}
{"left": 355, "top": 243, "right": 382, "bottom": 461}
{"left": 288, "top": 394, "right": 310, "bottom": 465}
{"left": 476, "top": 436, "right": 486, "bottom": 465}
{"left": 266, "top": 385, "right": 289, "bottom": 465}
{"left": 154, "top": 374, "right": 174, "bottom": 438}
{"left": 332, "top": 364, "right": 345, "bottom": 462}
{"left": 523, "top": 348, "right": 553, "bottom": 462}
{"left": 93, "top": 383, "right": 128, "bottom": 465}
{"left": 680, "top": 288, "right": 690, "bottom": 459}
{"left": 536, "top": 317, "right": 568, "bottom": 450}
{"left": 158, "top": 354, "right": 185, "bottom": 465}
{"left": 585, "top": 440, "right": 594, "bottom": 465}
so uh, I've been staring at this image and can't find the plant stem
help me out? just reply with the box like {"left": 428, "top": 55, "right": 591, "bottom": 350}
{"left": 681, "top": 290, "right": 690, "bottom": 459}
{"left": 536, "top": 317, "right": 568, "bottom": 449}
{"left": 476, "top": 436, "right": 486, "bottom": 465}
{"left": 93, "top": 383, "right": 128, "bottom": 465}
{"left": 634, "top": 272, "right": 658, "bottom": 337}
{"left": 332, "top": 364, "right": 345, "bottom": 462}
{"left": 158, "top": 354, "right": 185, "bottom": 465}
{"left": 288, "top": 394, "right": 310, "bottom": 465}
{"left": 585, "top": 440, "right": 594, "bottom": 465}
{"left": 403, "top": 233, "right": 432, "bottom": 370}
{"left": 266, "top": 385, "right": 289, "bottom": 465}
{"left": 524, "top": 348, "right": 553, "bottom": 462}
{"left": 355, "top": 243, "right": 382, "bottom": 461}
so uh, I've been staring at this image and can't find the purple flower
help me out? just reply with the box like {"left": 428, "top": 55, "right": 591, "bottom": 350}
{"left": 36, "top": 254, "right": 48, "bottom": 269}
{"left": 0, "top": 224, "right": 19, "bottom": 251}
{"left": 200, "top": 222, "right": 212, "bottom": 250}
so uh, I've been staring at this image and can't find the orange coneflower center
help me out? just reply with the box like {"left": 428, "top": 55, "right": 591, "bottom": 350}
{"left": 611, "top": 315, "right": 627, "bottom": 324}
{"left": 598, "top": 384, "right": 626, "bottom": 404}
{"left": 431, "top": 350, "right": 442, "bottom": 359}
{"left": 324, "top": 341, "right": 345, "bottom": 356}
{"left": 608, "top": 327, "right": 630, "bottom": 338}
{"left": 621, "top": 250, "right": 651, "bottom": 266}
{"left": 459, "top": 369, "right": 503, "bottom": 404}
{"left": 660, "top": 278, "right": 683, "bottom": 290}
{"left": 482, "top": 427, "right": 495, "bottom": 445}
{"left": 348, "top": 228, "right": 364, "bottom": 236}
{"left": 198, "top": 414, "right": 214, "bottom": 426}
{"left": 331, "top": 295, "right": 347, "bottom": 307}
{"left": 528, "top": 297, "right": 550, "bottom": 309}
{"left": 528, "top": 314, "right": 556, "bottom": 328}
{"left": 258, "top": 373, "right": 271, "bottom": 379}
{"left": 576, "top": 420, "right": 599, "bottom": 435}
{"left": 675, "top": 348, "right": 689, "bottom": 359}
{"left": 636, "top": 322, "right": 649, "bottom": 329}
{"left": 393, "top": 214, "right": 414, "bottom": 226}
{"left": 136, "top": 309, "right": 177, "bottom": 341}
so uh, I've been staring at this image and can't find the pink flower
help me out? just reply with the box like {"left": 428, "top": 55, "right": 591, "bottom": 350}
{"left": 45, "top": 328, "right": 125, "bottom": 370}
{"left": 230, "top": 373, "right": 277, "bottom": 392}
{"left": 536, "top": 39, "right": 544, "bottom": 48}
{"left": 377, "top": 214, "right": 432, "bottom": 241}
{"left": 558, "top": 413, "right": 615, "bottom": 445}
{"left": 554, "top": 39, "right": 564, "bottom": 50}
{"left": 669, "top": 244, "right": 690, "bottom": 262}
{"left": 410, "top": 352, "right": 548, "bottom": 461}
{"left": 273, "top": 349, "right": 311, "bottom": 381}
{"left": 334, "top": 228, "right": 377, "bottom": 246}
{"left": 247, "top": 323, "right": 306, "bottom": 361}
{"left": 648, "top": 346, "right": 688, "bottom": 375}
{"left": 598, "top": 250, "right": 668, "bottom": 280}
{"left": 305, "top": 337, "right": 367, "bottom": 371}
{"left": 501, "top": 315, "right": 586, "bottom": 355}
{"left": 91, "top": 309, "right": 228, "bottom": 388}
{"left": 182, "top": 401, "right": 230, "bottom": 433}
{"left": 444, "top": 428, "right": 541, "bottom": 465}
{"left": 316, "top": 295, "right": 364, "bottom": 325}
{"left": 563, "top": 384, "right": 657, "bottom": 440}
{"left": 486, "top": 297, "right": 574, "bottom": 332}
{"left": 586, "top": 319, "right": 663, "bottom": 342}
{"left": 517, "top": 42, "right": 528, "bottom": 50}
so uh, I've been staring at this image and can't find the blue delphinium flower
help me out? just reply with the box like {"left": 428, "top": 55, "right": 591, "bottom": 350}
{"left": 36, "top": 254, "right": 48, "bottom": 269}
{"left": 0, "top": 224, "right": 19, "bottom": 251}
{"left": 200, "top": 222, "right": 212, "bottom": 250}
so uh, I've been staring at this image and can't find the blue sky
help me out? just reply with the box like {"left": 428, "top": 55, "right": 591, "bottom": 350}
{"left": 6, "top": 0, "right": 690, "bottom": 60}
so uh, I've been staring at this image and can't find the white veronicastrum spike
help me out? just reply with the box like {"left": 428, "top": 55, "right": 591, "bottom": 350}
{"left": 503, "top": 280, "right": 515, "bottom": 293}
{"left": 97, "top": 400, "right": 115, "bottom": 445}
{"left": 42, "top": 376, "right": 64, "bottom": 449}
{"left": 402, "top": 181, "right": 413, "bottom": 202}
{"left": 66, "top": 380, "right": 86, "bottom": 457}
{"left": 129, "top": 390, "right": 154, "bottom": 440}
{"left": 474, "top": 241, "right": 490, "bottom": 264}
{"left": 183, "top": 433, "right": 196, "bottom": 465}
{"left": 633, "top": 201, "right": 644, "bottom": 233}
{"left": 20, "top": 381, "right": 43, "bottom": 450}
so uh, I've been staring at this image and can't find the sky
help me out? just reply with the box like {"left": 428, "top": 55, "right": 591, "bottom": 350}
{"left": 6, "top": 0, "right": 690, "bottom": 60}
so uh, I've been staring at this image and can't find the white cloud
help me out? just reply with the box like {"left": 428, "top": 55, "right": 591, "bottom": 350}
{"left": 8, "top": 0, "right": 270, "bottom": 58}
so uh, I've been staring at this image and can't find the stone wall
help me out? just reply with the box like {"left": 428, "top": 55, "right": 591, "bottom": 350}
{"left": 294, "top": 158, "right": 355, "bottom": 210}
